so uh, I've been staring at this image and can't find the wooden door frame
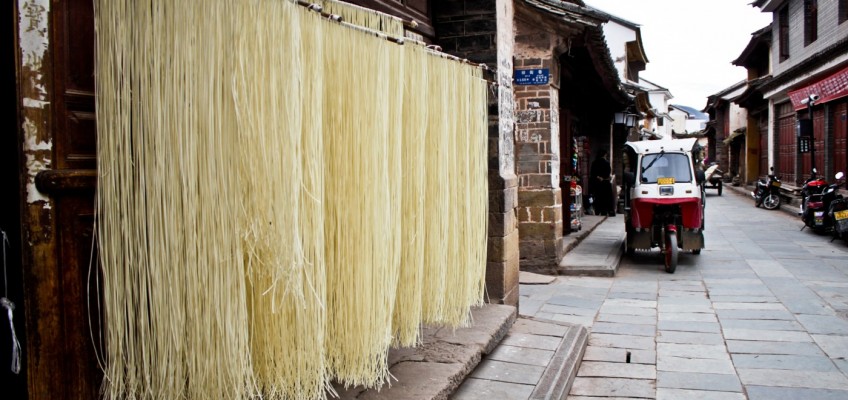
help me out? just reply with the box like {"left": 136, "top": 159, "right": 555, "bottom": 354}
{"left": 2, "top": 1, "right": 26, "bottom": 397}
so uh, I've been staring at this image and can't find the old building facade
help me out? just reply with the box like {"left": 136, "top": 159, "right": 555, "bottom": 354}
{"left": 749, "top": 0, "right": 848, "bottom": 186}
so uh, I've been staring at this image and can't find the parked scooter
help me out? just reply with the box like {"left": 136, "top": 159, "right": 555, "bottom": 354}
{"left": 752, "top": 167, "right": 781, "bottom": 210}
{"left": 827, "top": 172, "right": 847, "bottom": 242}
{"left": 802, "top": 171, "right": 845, "bottom": 232}
{"left": 800, "top": 168, "right": 827, "bottom": 214}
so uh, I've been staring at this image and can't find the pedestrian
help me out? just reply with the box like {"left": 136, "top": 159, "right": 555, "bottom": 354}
{"left": 590, "top": 149, "right": 614, "bottom": 216}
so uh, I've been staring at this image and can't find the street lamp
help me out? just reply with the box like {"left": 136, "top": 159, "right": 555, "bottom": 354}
{"left": 614, "top": 112, "right": 638, "bottom": 128}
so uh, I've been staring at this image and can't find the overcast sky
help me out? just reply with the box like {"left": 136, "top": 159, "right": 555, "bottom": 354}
{"left": 585, "top": 0, "right": 773, "bottom": 110}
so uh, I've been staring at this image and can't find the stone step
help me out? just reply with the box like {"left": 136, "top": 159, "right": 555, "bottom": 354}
{"left": 334, "top": 304, "right": 517, "bottom": 400}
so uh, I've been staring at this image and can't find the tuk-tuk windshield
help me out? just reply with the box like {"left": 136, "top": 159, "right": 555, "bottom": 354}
{"left": 640, "top": 153, "right": 692, "bottom": 183}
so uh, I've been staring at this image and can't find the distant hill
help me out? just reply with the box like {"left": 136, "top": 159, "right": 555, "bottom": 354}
{"left": 670, "top": 104, "right": 709, "bottom": 120}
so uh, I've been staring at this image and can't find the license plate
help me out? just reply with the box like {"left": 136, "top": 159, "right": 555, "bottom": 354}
{"left": 771, "top": 181, "right": 781, "bottom": 187}
{"left": 657, "top": 177, "right": 675, "bottom": 185}
{"left": 836, "top": 210, "right": 848, "bottom": 220}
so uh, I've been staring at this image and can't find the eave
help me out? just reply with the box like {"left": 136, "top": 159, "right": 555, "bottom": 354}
{"left": 732, "top": 25, "right": 771, "bottom": 67}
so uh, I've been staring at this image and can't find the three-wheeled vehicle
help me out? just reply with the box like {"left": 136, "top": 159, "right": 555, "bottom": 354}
{"left": 703, "top": 163, "right": 724, "bottom": 196}
{"left": 622, "top": 138, "right": 706, "bottom": 273}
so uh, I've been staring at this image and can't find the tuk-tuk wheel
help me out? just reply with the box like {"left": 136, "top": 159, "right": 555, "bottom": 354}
{"left": 717, "top": 182, "right": 723, "bottom": 196}
{"left": 664, "top": 233, "right": 678, "bottom": 273}
{"left": 692, "top": 249, "right": 701, "bottom": 255}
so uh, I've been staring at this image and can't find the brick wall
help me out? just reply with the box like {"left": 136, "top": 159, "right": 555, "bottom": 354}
{"left": 771, "top": 0, "right": 848, "bottom": 76}
{"left": 434, "top": 0, "right": 519, "bottom": 305}
{"left": 513, "top": 19, "right": 565, "bottom": 274}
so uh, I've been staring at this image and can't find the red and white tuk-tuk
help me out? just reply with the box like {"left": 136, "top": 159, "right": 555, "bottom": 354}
{"left": 621, "top": 138, "right": 705, "bottom": 273}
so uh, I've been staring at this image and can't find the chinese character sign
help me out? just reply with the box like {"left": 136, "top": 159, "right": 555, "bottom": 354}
{"left": 515, "top": 69, "right": 550, "bottom": 85}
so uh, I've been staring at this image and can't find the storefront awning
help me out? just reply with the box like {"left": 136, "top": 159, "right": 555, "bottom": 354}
{"left": 788, "top": 64, "right": 848, "bottom": 111}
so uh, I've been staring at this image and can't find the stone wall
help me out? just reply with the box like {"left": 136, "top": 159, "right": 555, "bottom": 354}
{"left": 434, "top": 0, "right": 519, "bottom": 305}
{"left": 511, "top": 11, "right": 573, "bottom": 273}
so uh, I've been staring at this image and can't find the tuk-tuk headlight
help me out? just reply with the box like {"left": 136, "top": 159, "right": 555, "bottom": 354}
{"left": 660, "top": 186, "right": 674, "bottom": 196}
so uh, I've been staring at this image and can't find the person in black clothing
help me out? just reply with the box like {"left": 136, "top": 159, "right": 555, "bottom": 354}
{"left": 590, "top": 149, "right": 614, "bottom": 216}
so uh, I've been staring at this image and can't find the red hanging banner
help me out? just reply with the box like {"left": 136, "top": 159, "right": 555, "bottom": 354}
{"left": 788, "top": 64, "right": 848, "bottom": 111}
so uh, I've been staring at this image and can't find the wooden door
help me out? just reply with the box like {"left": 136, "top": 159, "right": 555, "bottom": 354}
{"left": 777, "top": 103, "right": 796, "bottom": 184}
{"left": 14, "top": 0, "right": 101, "bottom": 398}
{"left": 833, "top": 101, "right": 847, "bottom": 177}
{"left": 759, "top": 113, "right": 768, "bottom": 178}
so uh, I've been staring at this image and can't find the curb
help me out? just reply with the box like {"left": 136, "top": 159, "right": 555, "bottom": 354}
{"left": 528, "top": 319, "right": 589, "bottom": 400}
{"left": 334, "top": 304, "right": 517, "bottom": 400}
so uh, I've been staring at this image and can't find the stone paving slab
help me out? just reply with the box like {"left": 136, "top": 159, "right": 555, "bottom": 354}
{"left": 499, "top": 332, "right": 562, "bottom": 351}
{"left": 707, "top": 296, "right": 779, "bottom": 303}
{"left": 656, "top": 303, "right": 714, "bottom": 313}
{"left": 591, "top": 321, "right": 656, "bottom": 337}
{"left": 451, "top": 378, "right": 534, "bottom": 400}
{"left": 656, "top": 371, "right": 742, "bottom": 392}
{"left": 603, "top": 298, "right": 658, "bottom": 308}
{"left": 547, "top": 295, "right": 605, "bottom": 309}
{"left": 569, "top": 377, "right": 655, "bottom": 398}
{"left": 582, "top": 346, "right": 655, "bottom": 365}
{"left": 737, "top": 369, "right": 848, "bottom": 390}
{"left": 717, "top": 318, "right": 803, "bottom": 331}
{"left": 656, "top": 343, "right": 729, "bottom": 360}
{"left": 712, "top": 302, "right": 786, "bottom": 310}
{"left": 811, "top": 334, "right": 848, "bottom": 358}
{"left": 599, "top": 305, "right": 657, "bottom": 317}
{"left": 510, "top": 318, "right": 573, "bottom": 337}
{"left": 607, "top": 292, "right": 657, "bottom": 301}
{"left": 576, "top": 361, "right": 656, "bottom": 379}
{"left": 722, "top": 328, "right": 812, "bottom": 342}
{"left": 656, "top": 331, "right": 725, "bottom": 345}
{"left": 657, "top": 356, "right": 736, "bottom": 375}
{"left": 745, "top": 386, "right": 848, "bottom": 400}
{"left": 725, "top": 340, "right": 825, "bottom": 356}
{"left": 519, "top": 271, "right": 557, "bottom": 285}
{"left": 540, "top": 303, "right": 599, "bottom": 316}
{"left": 588, "top": 333, "right": 656, "bottom": 350}
{"left": 731, "top": 353, "right": 837, "bottom": 372}
{"left": 488, "top": 345, "right": 554, "bottom": 367}
{"left": 655, "top": 388, "right": 745, "bottom": 400}
{"left": 796, "top": 314, "right": 848, "bottom": 334}
{"left": 656, "top": 320, "right": 721, "bottom": 333}
{"left": 549, "top": 314, "right": 595, "bottom": 326}
{"left": 468, "top": 359, "right": 546, "bottom": 385}
{"left": 657, "top": 312, "right": 717, "bottom": 322}
{"left": 596, "top": 313, "right": 656, "bottom": 325}
{"left": 714, "top": 309, "right": 795, "bottom": 320}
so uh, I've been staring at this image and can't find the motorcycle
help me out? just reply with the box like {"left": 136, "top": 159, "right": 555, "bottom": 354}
{"left": 704, "top": 163, "right": 724, "bottom": 196}
{"left": 622, "top": 138, "right": 705, "bottom": 274}
{"left": 827, "top": 172, "right": 847, "bottom": 242}
{"left": 752, "top": 167, "right": 781, "bottom": 210}
{"left": 800, "top": 168, "right": 827, "bottom": 217}
{"left": 802, "top": 171, "right": 845, "bottom": 232}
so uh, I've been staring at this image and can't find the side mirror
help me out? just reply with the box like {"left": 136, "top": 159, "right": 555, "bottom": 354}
{"left": 770, "top": 166, "right": 774, "bottom": 172}
{"left": 624, "top": 171, "right": 636, "bottom": 186}
{"left": 813, "top": 167, "right": 818, "bottom": 174}
{"left": 695, "top": 170, "right": 706, "bottom": 184}
{"left": 837, "top": 172, "right": 845, "bottom": 180}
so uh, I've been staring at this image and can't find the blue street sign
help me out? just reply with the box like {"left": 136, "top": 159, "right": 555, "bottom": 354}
{"left": 515, "top": 68, "right": 550, "bottom": 85}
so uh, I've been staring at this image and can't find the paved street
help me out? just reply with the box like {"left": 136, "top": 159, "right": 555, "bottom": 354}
{"left": 517, "top": 189, "right": 848, "bottom": 399}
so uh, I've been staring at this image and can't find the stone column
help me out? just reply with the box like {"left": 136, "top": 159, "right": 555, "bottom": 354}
{"left": 434, "top": 0, "right": 519, "bottom": 305}
{"left": 513, "top": 50, "right": 564, "bottom": 274}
